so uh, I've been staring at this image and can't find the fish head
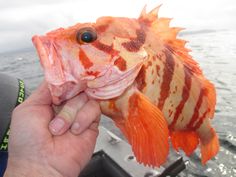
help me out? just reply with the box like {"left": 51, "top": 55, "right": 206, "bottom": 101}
{"left": 32, "top": 17, "right": 147, "bottom": 104}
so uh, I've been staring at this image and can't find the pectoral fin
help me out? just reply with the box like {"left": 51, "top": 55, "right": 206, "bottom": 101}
{"left": 115, "top": 91, "right": 169, "bottom": 167}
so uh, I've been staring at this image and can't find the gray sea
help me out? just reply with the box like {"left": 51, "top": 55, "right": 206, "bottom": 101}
{"left": 0, "top": 29, "right": 236, "bottom": 177}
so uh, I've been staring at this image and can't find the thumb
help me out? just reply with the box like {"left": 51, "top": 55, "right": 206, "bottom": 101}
{"left": 26, "top": 81, "right": 52, "bottom": 105}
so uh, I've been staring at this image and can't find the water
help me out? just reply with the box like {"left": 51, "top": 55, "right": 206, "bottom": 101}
{"left": 0, "top": 29, "right": 236, "bottom": 177}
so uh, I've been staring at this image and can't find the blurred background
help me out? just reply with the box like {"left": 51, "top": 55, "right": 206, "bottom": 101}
{"left": 0, "top": 0, "right": 236, "bottom": 176}
{"left": 0, "top": 0, "right": 235, "bottom": 53}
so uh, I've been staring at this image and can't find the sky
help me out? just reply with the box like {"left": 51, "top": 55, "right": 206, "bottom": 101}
{"left": 0, "top": 0, "right": 235, "bottom": 53}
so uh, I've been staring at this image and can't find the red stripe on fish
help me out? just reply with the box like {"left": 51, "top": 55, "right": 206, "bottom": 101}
{"left": 157, "top": 50, "right": 175, "bottom": 110}
{"left": 122, "top": 29, "right": 146, "bottom": 52}
{"left": 136, "top": 66, "right": 146, "bottom": 91}
{"left": 79, "top": 50, "right": 93, "bottom": 69}
{"left": 193, "top": 109, "right": 209, "bottom": 130}
{"left": 186, "top": 88, "right": 206, "bottom": 129}
{"left": 146, "top": 61, "right": 153, "bottom": 69}
{"left": 92, "top": 41, "right": 114, "bottom": 53}
{"left": 156, "top": 65, "right": 160, "bottom": 76}
{"left": 114, "top": 57, "right": 127, "bottom": 71}
{"left": 169, "top": 66, "right": 192, "bottom": 129}
{"left": 86, "top": 71, "right": 100, "bottom": 77}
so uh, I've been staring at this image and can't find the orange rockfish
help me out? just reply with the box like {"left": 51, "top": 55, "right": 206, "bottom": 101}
{"left": 32, "top": 5, "right": 219, "bottom": 167}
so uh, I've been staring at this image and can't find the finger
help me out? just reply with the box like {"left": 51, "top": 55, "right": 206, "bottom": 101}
{"left": 88, "top": 118, "right": 100, "bottom": 133}
{"left": 25, "top": 80, "right": 52, "bottom": 105}
{"left": 70, "top": 100, "right": 101, "bottom": 135}
{"left": 49, "top": 93, "right": 88, "bottom": 135}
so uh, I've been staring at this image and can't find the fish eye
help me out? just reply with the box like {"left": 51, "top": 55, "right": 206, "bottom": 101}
{"left": 76, "top": 27, "right": 97, "bottom": 44}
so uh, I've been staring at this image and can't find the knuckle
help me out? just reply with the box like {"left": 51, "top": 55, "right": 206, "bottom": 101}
{"left": 76, "top": 100, "right": 101, "bottom": 123}
{"left": 60, "top": 107, "right": 75, "bottom": 123}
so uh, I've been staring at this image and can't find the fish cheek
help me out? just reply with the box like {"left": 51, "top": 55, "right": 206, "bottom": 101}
{"left": 78, "top": 49, "right": 94, "bottom": 69}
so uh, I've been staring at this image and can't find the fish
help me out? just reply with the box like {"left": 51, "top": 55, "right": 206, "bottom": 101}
{"left": 32, "top": 5, "right": 219, "bottom": 167}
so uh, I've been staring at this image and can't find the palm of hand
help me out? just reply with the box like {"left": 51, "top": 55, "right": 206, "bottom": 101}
{"left": 7, "top": 82, "right": 99, "bottom": 177}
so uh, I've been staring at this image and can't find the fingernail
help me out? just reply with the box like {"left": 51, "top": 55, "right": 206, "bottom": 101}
{"left": 50, "top": 117, "right": 65, "bottom": 134}
{"left": 71, "top": 122, "right": 80, "bottom": 134}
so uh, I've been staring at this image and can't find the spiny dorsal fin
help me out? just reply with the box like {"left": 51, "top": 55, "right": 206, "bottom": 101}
{"left": 139, "top": 5, "right": 162, "bottom": 23}
{"left": 138, "top": 5, "right": 203, "bottom": 75}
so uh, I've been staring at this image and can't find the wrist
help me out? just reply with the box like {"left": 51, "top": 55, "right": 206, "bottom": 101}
{"left": 4, "top": 158, "right": 63, "bottom": 177}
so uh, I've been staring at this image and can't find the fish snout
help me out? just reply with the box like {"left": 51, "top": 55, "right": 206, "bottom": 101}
{"left": 32, "top": 35, "right": 88, "bottom": 104}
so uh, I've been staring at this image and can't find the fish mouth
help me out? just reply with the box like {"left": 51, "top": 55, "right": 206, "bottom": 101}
{"left": 32, "top": 35, "right": 87, "bottom": 104}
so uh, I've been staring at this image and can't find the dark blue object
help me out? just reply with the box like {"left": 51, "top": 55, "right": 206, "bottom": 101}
{"left": 81, "top": 31, "right": 94, "bottom": 43}
{"left": 0, "top": 151, "right": 8, "bottom": 177}
{"left": 0, "top": 74, "right": 27, "bottom": 176}
{"left": 76, "top": 27, "right": 97, "bottom": 43}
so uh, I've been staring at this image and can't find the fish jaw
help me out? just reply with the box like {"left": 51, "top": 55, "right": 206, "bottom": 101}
{"left": 32, "top": 35, "right": 87, "bottom": 104}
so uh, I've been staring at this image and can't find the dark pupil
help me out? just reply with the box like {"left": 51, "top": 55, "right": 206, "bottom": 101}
{"left": 76, "top": 27, "right": 97, "bottom": 44}
{"left": 81, "top": 31, "right": 94, "bottom": 43}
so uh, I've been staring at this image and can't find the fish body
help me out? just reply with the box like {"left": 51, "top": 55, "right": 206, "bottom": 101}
{"left": 32, "top": 5, "right": 219, "bottom": 167}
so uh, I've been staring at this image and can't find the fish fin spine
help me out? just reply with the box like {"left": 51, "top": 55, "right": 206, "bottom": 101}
{"left": 138, "top": 5, "right": 204, "bottom": 76}
{"left": 139, "top": 5, "right": 162, "bottom": 23}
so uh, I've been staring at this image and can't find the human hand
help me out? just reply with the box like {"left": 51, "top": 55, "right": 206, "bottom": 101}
{"left": 4, "top": 81, "right": 101, "bottom": 177}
